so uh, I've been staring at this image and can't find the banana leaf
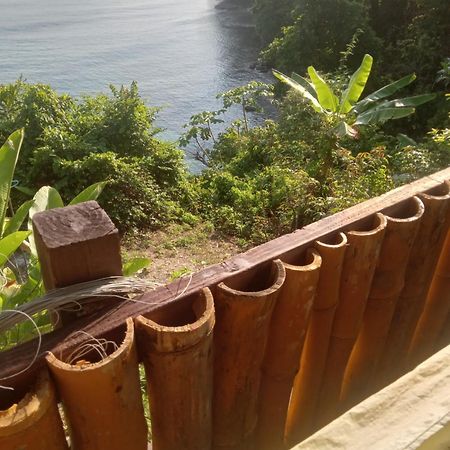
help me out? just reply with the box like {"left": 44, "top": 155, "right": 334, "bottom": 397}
{"left": 369, "top": 94, "right": 435, "bottom": 110}
{"left": 339, "top": 54, "right": 373, "bottom": 113}
{"left": 355, "top": 106, "right": 416, "bottom": 125}
{"left": 69, "top": 181, "right": 107, "bottom": 205}
{"left": 0, "top": 129, "right": 24, "bottom": 236}
{"left": 0, "top": 231, "right": 31, "bottom": 267}
{"left": 307, "top": 66, "right": 339, "bottom": 112}
{"left": 273, "top": 70, "right": 324, "bottom": 113}
{"left": 352, "top": 74, "right": 416, "bottom": 114}
{"left": 3, "top": 199, "right": 34, "bottom": 237}
{"left": 291, "top": 72, "right": 317, "bottom": 99}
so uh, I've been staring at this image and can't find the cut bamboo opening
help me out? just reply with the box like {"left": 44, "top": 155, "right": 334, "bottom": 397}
{"left": 377, "top": 181, "right": 450, "bottom": 386}
{"left": 314, "top": 213, "right": 387, "bottom": 428}
{"left": 0, "top": 370, "right": 68, "bottom": 450}
{"left": 284, "top": 232, "right": 347, "bottom": 446}
{"left": 257, "top": 249, "right": 322, "bottom": 450}
{"left": 340, "top": 196, "right": 424, "bottom": 409}
{"left": 135, "top": 287, "right": 215, "bottom": 450}
{"left": 46, "top": 318, "right": 147, "bottom": 450}
{"left": 408, "top": 226, "right": 450, "bottom": 365}
{"left": 213, "top": 260, "right": 286, "bottom": 450}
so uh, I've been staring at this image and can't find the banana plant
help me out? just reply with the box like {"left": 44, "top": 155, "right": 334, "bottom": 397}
{"left": 0, "top": 129, "right": 33, "bottom": 265}
{"left": 274, "top": 54, "right": 436, "bottom": 137}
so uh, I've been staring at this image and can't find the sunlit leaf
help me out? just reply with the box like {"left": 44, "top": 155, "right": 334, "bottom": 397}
{"left": 307, "top": 66, "right": 339, "bottom": 112}
{"left": 355, "top": 106, "right": 416, "bottom": 125}
{"left": 69, "top": 181, "right": 107, "bottom": 205}
{"left": 0, "top": 231, "right": 31, "bottom": 267}
{"left": 123, "top": 257, "right": 151, "bottom": 276}
{"left": 0, "top": 129, "right": 24, "bottom": 235}
{"left": 273, "top": 70, "right": 324, "bottom": 113}
{"left": 340, "top": 54, "right": 373, "bottom": 113}
{"left": 353, "top": 74, "right": 417, "bottom": 114}
{"left": 3, "top": 199, "right": 34, "bottom": 236}
{"left": 291, "top": 72, "right": 317, "bottom": 99}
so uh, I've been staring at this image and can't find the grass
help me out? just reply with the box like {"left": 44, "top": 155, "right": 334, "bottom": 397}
{"left": 122, "top": 221, "right": 244, "bottom": 284}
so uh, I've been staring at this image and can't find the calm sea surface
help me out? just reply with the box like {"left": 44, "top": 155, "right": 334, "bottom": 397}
{"left": 0, "top": 0, "right": 269, "bottom": 147}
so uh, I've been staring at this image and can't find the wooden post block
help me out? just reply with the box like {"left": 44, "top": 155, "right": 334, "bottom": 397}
{"left": 32, "top": 201, "right": 122, "bottom": 290}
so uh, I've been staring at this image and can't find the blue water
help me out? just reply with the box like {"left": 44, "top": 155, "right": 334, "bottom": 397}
{"left": 0, "top": 0, "right": 269, "bottom": 145}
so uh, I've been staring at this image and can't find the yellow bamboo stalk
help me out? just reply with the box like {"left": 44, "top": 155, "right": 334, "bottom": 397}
{"left": 0, "top": 370, "right": 68, "bottom": 450}
{"left": 46, "top": 318, "right": 147, "bottom": 450}
{"left": 284, "top": 232, "right": 347, "bottom": 447}
{"left": 408, "top": 226, "right": 450, "bottom": 365}
{"left": 377, "top": 181, "right": 450, "bottom": 386}
{"left": 314, "top": 213, "right": 387, "bottom": 428}
{"left": 256, "top": 249, "right": 322, "bottom": 450}
{"left": 135, "top": 287, "right": 215, "bottom": 450}
{"left": 340, "top": 196, "right": 424, "bottom": 409}
{"left": 213, "top": 260, "right": 286, "bottom": 450}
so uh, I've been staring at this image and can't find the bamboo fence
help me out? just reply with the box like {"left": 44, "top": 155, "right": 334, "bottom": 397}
{"left": 0, "top": 167, "right": 449, "bottom": 450}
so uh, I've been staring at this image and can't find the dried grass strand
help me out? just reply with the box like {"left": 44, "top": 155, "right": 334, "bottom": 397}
{"left": 0, "top": 276, "right": 160, "bottom": 334}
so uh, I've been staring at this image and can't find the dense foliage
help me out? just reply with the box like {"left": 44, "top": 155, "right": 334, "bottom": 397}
{"left": 0, "top": 36, "right": 450, "bottom": 246}
{"left": 182, "top": 74, "right": 448, "bottom": 242}
{"left": 0, "top": 80, "right": 190, "bottom": 231}
{"left": 255, "top": 0, "right": 449, "bottom": 76}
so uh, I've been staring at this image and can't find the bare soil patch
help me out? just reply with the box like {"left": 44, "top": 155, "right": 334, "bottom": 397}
{"left": 122, "top": 222, "right": 244, "bottom": 284}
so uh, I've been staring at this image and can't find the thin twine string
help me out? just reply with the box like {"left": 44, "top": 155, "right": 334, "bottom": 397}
{"left": 0, "top": 272, "right": 194, "bottom": 391}
{"left": 0, "top": 310, "right": 42, "bottom": 390}
{"left": 65, "top": 331, "right": 119, "bottom": 365}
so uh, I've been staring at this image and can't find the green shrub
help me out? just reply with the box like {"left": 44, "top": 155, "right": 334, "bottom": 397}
{"left": 0, "top": 80, "right": 192, "bottom": 231}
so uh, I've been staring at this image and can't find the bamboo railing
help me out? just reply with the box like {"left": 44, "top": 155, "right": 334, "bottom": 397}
{"left": 1, "top": 167, "right": 449, "bottom": 450}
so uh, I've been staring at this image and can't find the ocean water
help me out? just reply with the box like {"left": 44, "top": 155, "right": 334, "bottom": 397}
{"left": 0, "top": 0, "right": 269, "bottom": 146}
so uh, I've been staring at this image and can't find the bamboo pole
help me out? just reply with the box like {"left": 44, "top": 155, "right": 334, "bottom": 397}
{"left": 256, "top": 249, "right": 322, "bottom": 450}
{"left": 376, "top": 181, "right": 450, "bottom": 386}
{"left": 340, "top": 197, "right": 424, "bottom": 409}
{"left": 0, "top": 370, "right": 69, "bottom": 450}
{"left": 314, "top": 213, "right": 387, "bottom": 428}
{"left": 46, "top": 318, "right": 147, "bottom": 450}
{"left": 213, "top": 260, "right": 286, "bottom": 450}
{"left": 136, "top": 288, "right": 215, "bottom": 450}
{"left": 408, "top": 226, "right": 450, "bottom": 365}
{"left": 284, "top": 233, "right": 347, "bottom": 446}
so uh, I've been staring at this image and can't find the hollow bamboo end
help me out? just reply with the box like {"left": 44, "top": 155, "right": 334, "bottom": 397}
{"left": 315, "top": 232, "right": 347, "bottom": 250}
{"left": 0, "top": 371, "right": 55, "bottom": 436}
{"left": 383, "top": 196, "right": 425, "bottom": 223}
{"left": 282, "top": 248, "right": 322, "bottom": 273}
{"left": 217, "top": 259, "right": 286, "bottom": 298}
{"left": 136, "top": 287, "right": 215, "bottom": 352}
{"left": 420, "top": 180, "right": 450, "bottom": 200}
{"left": 347, "top": 212, "right": 387, "bottom": 237}
{"left": 46, "top": 317, "right": 134, "bottom": 372}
